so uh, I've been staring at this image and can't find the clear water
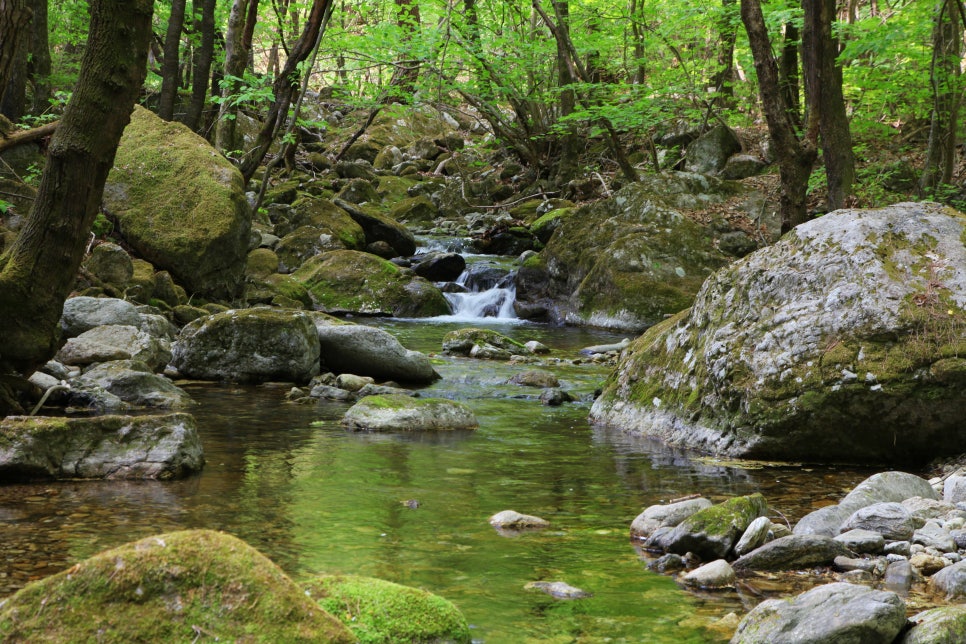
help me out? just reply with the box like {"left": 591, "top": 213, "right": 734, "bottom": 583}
{"left": 0, "top": 320, "right": 881, "bottom": 642}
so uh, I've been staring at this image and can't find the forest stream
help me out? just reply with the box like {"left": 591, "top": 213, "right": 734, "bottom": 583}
{"left": 0, "top": 315, "right": 885, "bottom": 643}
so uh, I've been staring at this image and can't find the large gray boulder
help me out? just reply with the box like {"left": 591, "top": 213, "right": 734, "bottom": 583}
{"left": 732, "top": 535, "right": 854, "bottom": 572}
{"left": 656, "top": 494, "right": 767, "bottom": 560}
{"left": 317, "top": 324, "right": 438, "bottom": 384}
{"left": 171, "top": 309, "right": 320, "bottom": 384}
{"left": 342, "top": 394, "right": 478, "bottom": 432}
{"left": 731, "top": 583, "right": 906, "bottom": 644}
{"left": 592, "top": 203, "right": 966, "bottom": 464}
{"left": 795, "top": 471, "right": 938, "bottom": 536}
{"left": 73, "top": 360, "right": 194, "bottom": 409}
{"left": 839, "top": 502, "right": 920, "bottom": 541}
{"left": 0, "top": 414, "right": 204, "bottom": 480}
{"left": 684, "top": 125, "right": 742, "bottom": 175}
{"left": 931, "top": 559, "right": 966, "bottom": 599}
{"left": 55, "top": 325, "right": 171, "bottom": 371}
{"left": 104, "top": 106, "right": 251, "bottom": 299}
{"left": 61, "top": 296, "right": 141, "bottom": 337}
{"left": 630, "top": 497, "right": 712, "bottom": 539}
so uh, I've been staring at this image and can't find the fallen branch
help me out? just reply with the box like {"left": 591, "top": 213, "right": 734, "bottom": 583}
{"left": 0, "top": 121, "right": 58, "bottom": 154}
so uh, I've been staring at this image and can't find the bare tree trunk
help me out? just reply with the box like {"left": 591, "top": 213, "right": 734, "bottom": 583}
{"left": 215, "top": 0, "right": 259, "bottom": 152}
{"left": 921, "top": 0, "right": 963, "bottom": 195}
{"left": 387, "top": 0, "right": 421, "bottom": 102}
{"left": 778, "top": 21, "right": 800, "bottom": 123}
{"left": 0, "top": 0, "right": 31, "bottom": 120}
{"left": 554, "top": 0, "right": 579, "bottom": 184}
{"left": 158, "top": 0, "right": 188, "bottom": 120}
{"left": 182, "top": 0, "right": 217, "bottom": 132}
{"left": 27, "top": 0, "right": 50, "bottom": 115}
{"left": 741, "top": 0, "right": 817, "bottom": 232}
{"left": 804, "top": 0, "right": 855, "bottom": 210}
{"left": 0, "top": 0, "right": 152, "bottom": 414}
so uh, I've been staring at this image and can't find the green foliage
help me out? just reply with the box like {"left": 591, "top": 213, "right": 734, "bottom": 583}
{"left": 91, "top": 212, "right": 113, "bottom": 238}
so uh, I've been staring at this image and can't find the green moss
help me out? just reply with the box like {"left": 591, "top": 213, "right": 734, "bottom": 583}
{"left": 441, "top": 328, "right": 526, "bottom": 355}
{"left": 304, "top": 574, "right": 470, "bottom": 644}
{"left": 681, "top": 494, "right": 767, "bottom": 535}
{"left": 0, "top": 530, "right": 355, "bottom": 643}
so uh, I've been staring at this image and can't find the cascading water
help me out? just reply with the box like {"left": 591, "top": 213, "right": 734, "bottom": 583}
{"left": 443, "top": 266, "right": 518, "bottom": 321}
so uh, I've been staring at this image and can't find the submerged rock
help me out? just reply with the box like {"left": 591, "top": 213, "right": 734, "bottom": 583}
{"left": 0, "top": 413, "right": 204, "bottom": 481}
{"left": 0, "top": 530, "right": 354, "bottom": 642}
{"left": 592, "top": 203, "right": 966, "bottom": 464}
{"left": 524, "top": 581, "right": 592, "bottom": 600}
{"left": 342, "top": 394, "right": 478, "bottom": 431}
{"left": 489, "top": 510, "right": 550, "bottom": 530}
{"left": 305, "top": 574, "right": 470, "bottom": 644}
{"left": 731, "top": 583, "right": 906, "bottom": 644}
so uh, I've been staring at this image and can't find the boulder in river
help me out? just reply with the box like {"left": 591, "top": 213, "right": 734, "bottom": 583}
{"left": 730, "top": 582, "right": 907, "bottom": 644}
{"left": 55, "top": 324, "right": 171, "bottom": 371}
{"left": 524, "top": 581, "right": 592, "bottom": 600}
{"left": 171, "top": 308, "right": 320, "bottom": 384}
{"left": 732, "top": 534, "right": 854, "bottom": 572}
{"left": 73, "top": 360, "right": 194, "bottom": 409}
{"left": 489, "top": 510, "right": 550, "bottom": 530}
{"left": 591, "top": 203, "right": 966, "bottom": 464}
{"left": 317, "top": 323, "right": 438, "bottom": 383}
{"left": 60, "top": 296, "right": 141, "bottom": 337}
{"left": 0, "top": 413, "right": 204, "bottom": 481}
{"left": 631, "top": 496, "right": 713, "bottom": 540}
{"left": 901, "top": 606, "right": 966, "bottom": 644}
{"left": 656, "top": 493, "right": 767, "bottom": 560}
{"left": 681, "top": 559, "right": 735, "bottom": 589}
{"left": 342, "top": 394, "right": 478, "bottom": 432}
{"left": 0, "top": 530, "right": 354, "bottom": 642}
{"left": 304, "top": 574, "right": 470, "bottom": 644}
{"left": 442, "top": 327, "right": 526, "bottom": 357}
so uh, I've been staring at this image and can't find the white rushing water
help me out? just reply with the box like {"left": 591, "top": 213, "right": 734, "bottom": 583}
{"left": 442, "top": 272, "right": 518, "bottom": 322}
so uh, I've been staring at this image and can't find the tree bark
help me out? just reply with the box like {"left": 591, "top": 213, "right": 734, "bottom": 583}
{"left": 554, "top": 0, "right": 579, "bottom": 184}
{"left": 26, "top": 0, "right": 51, "bottom": 115}
{"left": 741, "top": 0, "right": 817, "bottom": 232}
{"left": 387, "top": 0, "right": 421, "bottom": 103}
{"left": 215, "top": 0, "right": 259, "bottom": 152}
{"left": 0, "top": 0, "right": 152, "bottom": 414}
{"left": 182, "top": 0, "right": 217, "bottom": 131}
{"left": 803, "top": 0, "right": 854, "bottom": 210}
{"left": 158, "top": 0, "right": 188, "bottom": 120}
{"left": 921, "top": 0, "right": 963, "bottom": 195}
{"left": 0, "top": 0, "right": 31, "bottom": 120}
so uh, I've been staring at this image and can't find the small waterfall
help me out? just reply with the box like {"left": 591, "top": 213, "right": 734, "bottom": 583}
{"left": 439, "top": 261, "right": 519, "bottom": 322}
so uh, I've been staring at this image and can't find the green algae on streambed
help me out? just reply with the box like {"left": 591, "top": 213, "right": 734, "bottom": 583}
{"left": 0, "top": 321, "right": 892, "bottom": 642}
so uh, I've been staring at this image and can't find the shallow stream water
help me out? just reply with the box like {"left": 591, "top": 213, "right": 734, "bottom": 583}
{"left": 0, "top": 319, "right": 887, "bottom": 642}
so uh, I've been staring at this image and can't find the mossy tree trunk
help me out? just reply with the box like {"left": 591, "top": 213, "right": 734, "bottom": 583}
{"left": 0, "top": 0, "right": 153, "bottom": 415}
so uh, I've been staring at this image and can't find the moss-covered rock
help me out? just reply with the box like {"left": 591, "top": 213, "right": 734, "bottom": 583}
{"left": 246, "top": 248, "right": 280, "bottom": 278}
{"left": 390, "top": 195, "right": 438, "bottom": 227}
{"left": 276, "top": 226, "right": 352, "bottom": 273}
{"left": 305, "top": 574, "right": 471, "bottom": 644}
{"left": 104, "top": 106, "right": 251, "bottom": 300}
{"left": 0, "top": 530, "right": 354, "bottom": 643}
{"left": 515, "top": 172, "right": 735, "bottom": 331}
{"left": 279, "top": 197, "right": 366, "bottom": 249}
{"left": 341, "top": 103, "right": 460, "bottom": 163}
{"left": 335, "top": 200, "right": 417, "bottom": 257}
{"left": 342, "top": 394, "right": 478, "bottom": 431}
{"left": 441, "top": 328, "right": 526, "bottom": 357}
{"left": 293, "top": 250, "right": 450, "bottom": 317}
{"left": 591, "top": 202, "right": 966, "bottom": 465}
{"left": 658, "top": 494, "right": 767, "bottom": 560}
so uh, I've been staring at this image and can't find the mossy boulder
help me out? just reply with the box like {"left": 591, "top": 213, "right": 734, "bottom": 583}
{"left": 658, "top": 494, "right": 767, "bottom": 560}
{"left": 304, "top": 574, "right": 471, "bottom": 644}
{"left": 342, "top": 103, "right": 460, "bottom": 163}
{"left": 334, "top": 199, "right": 417, "bottom": 257}
{"left": 278, "top": 197, "right": 366, "bottom": 248}
{"left": 104, "top": 106, "right": 251, "bottom": 300}
{"left": 276, "top": 226, "right": 353, "bottom": 273}
{"left": 515, "top": 172, "right": 734, "bottom": 331}
{"left": 390, "top": 195, "right": 438, "bottom": 227}
{"left": 171, "top": 308, "right": 321, "bottom": 383}
{"left": 0, "top": 413, "right": 204, "bottom": 481}
{"left": 441, "top": 328, "right": 526, "bottom": 358}
{"left": 0, "top": 530, "right": 354, "bottom": 643}
{"left": 342, "top": 394, "right": 478, "bottom": 431}
{"left": 591, "top": 202, "right": 966, "bottom": 465}
{"left": 903, "top": 606, "right": 966, "bottom": 643}
{"left": 293, "top": 250, "right": 450, "bottom": 317}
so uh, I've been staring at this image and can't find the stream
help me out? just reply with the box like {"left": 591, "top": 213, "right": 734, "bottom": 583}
{"left": 0, "top": 313, "right": 885, "bottom": 642}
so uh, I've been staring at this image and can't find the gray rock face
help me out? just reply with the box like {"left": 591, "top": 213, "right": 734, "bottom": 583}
{"left": 0, "top": 414, "right": 204, "bottom": 481}
{"left": 682, "top": 559, "right": 735, "bottom": 589}
{"left": 630, "top": 497, "right": 713, "bottom": 539}
{"left": 913, "top": 521, "right": 957, "bottom": 552}
{"left": 931, "top": 559, "right": 966, "bottom": 599}
{"left": 171, "top": 309, "right": 320, "bottom": 384}
{"left": 734, "top": 516, "right": 773, "bottom": 556}
{"left": 61, "top": 297, "right": 142, "bottom": 337}
{"left": 730, "top": 582, "right": 907, "bottom": 644}
{"left": 840, "top": 502, "right": 920, "bottom": 541}
{"left": 834, "top": 529, "right": 886, "bottom": 554}
{"left": 317, "top": 324, "right": 438, "bottom": 384}
{"left": 901, "top": 606, "right": 966, "bottom": 644}
{"left": 944, "top": 475, "right": 966, "bottom": 504}
{"left": 732, "top": 535, "right": 854, "bottom": 572}
{"left": 684, "top": 125, "right": 741, "bottom": 175}
{"left": 74, "top": 360, "right": 193, "bottom": 409}
{"left": 489, "top": 510, "right": 550, "bottom": 530}
{"left": 83, "top": 242, "right": 134, "bottom": 285}
{"left": 56, "top": 325, "right": 171, "bottom": 371}
{"left": 591, "top": 203, "right": 966, "bottom": 464}
{"left": 342, "top": 394, "right": 478, "bottom": 432}
{"left": 659, "top": 494, "right": 767, "bottom": 560}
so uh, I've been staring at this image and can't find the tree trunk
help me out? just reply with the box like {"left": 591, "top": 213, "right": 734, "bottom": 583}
{"left": 921, "top": 0, "right": 963, "bottom": 195}
{"left": 0, "top": 0, "right": 31, "bottom": 120}
{"left": 778, "top": 21, "right": 800, "bottom": 123}
{"left": 554, "top": 0, "right": 579, "bottom": 184}
{"left": 387, "top": 0, "right": 421, "bottom": 103}
{"left": 741, "top": 0, "right": 817, "bottom": 232}
{"left": 215, "top": 0, "right": 259, "bottom": 152}
{"left": 803, "top": 0, "right": 854, "bottom": 210}
{"left": 0, "top": 0, "right": 152, "bottom": 415}
{"left": 182, "top": 0, "right": 216, "bottom": 132}
{"left": 27, "top": 0, "right": 50, "bottom": 115}
{"left": 158, "top": 0, "right": 188, "bottom": 120}
{"left": 238, "top": 0, "right": 333, "bottom": 182}
{"left": 708, "top": 0, "right": 737, "bottom": 105}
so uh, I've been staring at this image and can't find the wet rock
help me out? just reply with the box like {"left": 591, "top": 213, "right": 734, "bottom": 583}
{"left": 356, "top": 383, "right": 417, "bottom": 398}
{"left": 631, "top": 497, "right": 713, "bottom": 540}
{"left": 342, "top": 394, "right": 478, "bottom": 432}
{"left": 60, "top": 296, "right": 141, "bottom": 337}
{"left": 735, "top": 516, "right": 773, "bottom": 557}
{"left": 305, "top": 574, "right": 470, "bottom": 644}
{"left": 56, "top": 325, "right": 171, "bottom": 371}
{"left": 901, "top": 606, "right": 966, "bottom": 644}
{"left": 442, "top": 328, "right": 525, "bottom": 357}
{"left": 539, "top": 388, "right": 574, "bottom": 406}
{"left": 411, "top": 251, "right": 464, "bottom": 282}
{"left": 0, "top": 530, "right": 354, "bottom": 642}
{"left": 317, "top": 323, "right": 438, "bottom": 384}
{"left": 730, "top": 582, "right": 907, "bottom": 644}
{"left": 648, "top": 553, "right": 687, "bottom": 573}
{"left": 508, "top": 370, "right": 560, "bottom": 388}
{"left": 335, "top": 373, "right": 374, "bottom": 392}
{"left": 681, "top": 559, "right": 735, "bottom": 589}
{"left": 930, "top": 559, "right": 966, "bottom": 598}
{"left": 661, "top": 493, "right": 767, "bottom": 560}
{"left": 333, "top": 198, "right": 416, "bottom": 257}
{"left": 733, "top": 535, "right": 854, "bottom": 572}
{"left": 489, "top": 510, "right": 550, "bottom": 530}
{"left": 840, "top": 502, "right": 920, "bottom": 541}
{"left": 309, "top": 384, "right": 354, "bottom": 401}
{"left": 591, "top": 203, "right": 966, "bottom": 464}
{"left": 834, "top": 529, "right": 886, "bottom": 554}
{"left": 0, "top": 413, "right": 204, "bottom": 481}
{"left": 171, "top": 308, "right": 320, "bottom": 384}
{"left": 73, "top": 360, "right": 193, "bottom": 409}
{"left": 524, "top": 581, "right": 591, "bottom": 599}
{"left": 524, "top": 340, "right": 550, "bottom": 354}
{"left": 884, "top": 559, "right": 915, "bottom": 594}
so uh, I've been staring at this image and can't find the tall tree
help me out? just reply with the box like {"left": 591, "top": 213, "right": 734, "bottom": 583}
{"left": 803, "top": 0, "right": 855, "bottom": 210}
{"left": 158, "top": 0, "right": 189, "bottom": 120}
{"left": 182, "top": 0, "right": 217, "bottom": 132}
{"left": 0, "top": 0, "right": 153, "bottom": 414}
{"left": 215, "top": 0, "right": 260, "bottom": 152}
{"left": 921, "top": 0, "right": 964, "bottom": 195}
{"left": 26, "top": 0, "right": 51, "bottom": 115}
{"left": 387, "top": 0, "right": 421, "bottom": 102}
{"left": 0, "top": 0, "right": 31, "bottom": 120}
